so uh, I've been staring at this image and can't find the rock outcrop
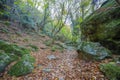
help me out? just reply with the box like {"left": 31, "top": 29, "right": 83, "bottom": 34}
{"left": 81, "top": 0, "right": 120, "bottom": 54}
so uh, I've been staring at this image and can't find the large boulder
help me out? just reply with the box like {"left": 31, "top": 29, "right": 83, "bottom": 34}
{"left": 77, "top": 42, "right": 111, "bottom": 60}
{"left": 0, "top": 40, "right": 35, "bottom": 76}
{"left": 81, "top": 0, "right": 120, "bottom": 54}
{"left": 8, "top": 54, "right": 35, "bottom": 76}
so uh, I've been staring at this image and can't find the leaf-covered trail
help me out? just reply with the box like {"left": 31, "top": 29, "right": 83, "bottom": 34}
{"left": 31, "top": 49, "right": 107, "bottom": 80}
{"left": 0, "top": 30, "right": 108, "bottom": 80}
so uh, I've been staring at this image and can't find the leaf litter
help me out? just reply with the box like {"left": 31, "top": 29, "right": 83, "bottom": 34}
{"left": 0, "top": 29, "right": 109, "bottom": 80}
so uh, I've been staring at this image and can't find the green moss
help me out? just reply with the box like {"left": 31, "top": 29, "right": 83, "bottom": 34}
{"left": 0, "top": 40, "right": 30, "bottom": 56}
{"left": 44, "top": 40, "right": 52, "bottom": 46}
{"left": 8, "top": 54, "right": 35, "bottom": 77}
{"left": 77, "top": 41, "right": 111, "bottom": 60}
{"left": 0, "top": 40, "right": 35, "bottom": 76}
{"left": 3, "top": 21, "right": 11, "bottom": 26}
{"left": 82, "top": 0, "right": 119, "bottom": 25}
{"left": 95, "top": 19, "right": 120, "bottom": 40}
{"left": 23, "top": 38, "right": 29, "bottom": 42}
{"left": 81, "top": 0, "right": 120, "bottom": 54}
{"left": 51, "top": 44, "right": 64, "bottom": 52}
{"left": 0, "top": 52, "right": 18, "bottom": 73}
{"left": 51, "top": 46, "right": 56, "bottom": 52}
{"left": 100, "top": 62, "right": 120, "bottom": 80}
{"left": 27, "top": 44, "right": 38, "bottom": 51}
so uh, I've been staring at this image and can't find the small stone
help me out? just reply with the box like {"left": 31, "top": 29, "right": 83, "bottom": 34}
{"left": 42, "top": 68, "right": 51, "bottom": 72}
{"left": 47, "top": 55, "right": 57, "bottom": 60}
{"left": 37, "top": 64, "right": 42, "bottom": 67}
{"left": 59, "top": 77, "right": 65, "bottom": 80}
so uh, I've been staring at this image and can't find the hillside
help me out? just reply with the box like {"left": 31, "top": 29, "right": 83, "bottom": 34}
{"left": 0, "top": 23, "right": 109, "bottom": 80}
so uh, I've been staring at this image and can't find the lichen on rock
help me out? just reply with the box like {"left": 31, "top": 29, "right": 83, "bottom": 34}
{"left": 77, "top": 41, "right": 111, "bottom": 60}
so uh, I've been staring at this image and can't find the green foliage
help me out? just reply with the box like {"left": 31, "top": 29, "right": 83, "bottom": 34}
{"left": 100, "top": 62, "right": 120, "bottom": 80}
{"left": 7, "top": 0, "right": 44, "bottom": 31}
{"left": 81, "top": 0, "right": 91, "bottom": 7}
{"left": 71, "top": 25, "right": 81, "bottom": 43}
{"left": 8, "top": 54, "right": 35, "bottom": 76}
{"left": 60, "top": 25, "right": 72, "bottom": 41}
{"left": 49, "top": 25, "right": 73, "bottom": 42}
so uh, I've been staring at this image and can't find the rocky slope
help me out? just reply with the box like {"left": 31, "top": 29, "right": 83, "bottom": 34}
{"left": 81, "top": 0, "right": 120, "bottom": 54}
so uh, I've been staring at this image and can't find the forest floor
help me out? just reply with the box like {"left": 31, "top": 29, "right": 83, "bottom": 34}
{"left": 0, "top": 24, "right": 110, "bottom": 80}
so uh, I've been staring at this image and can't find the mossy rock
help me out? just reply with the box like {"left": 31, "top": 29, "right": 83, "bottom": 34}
{"left": 81, "top": 0, "right": 120, "bottom": 54}
{"left": 0, "top": 40, "right": 30, "bottom": 56}
{"left": 77, "top": 41, "right": 111, "bottom": 60}
{"left": 0, "top": 40, "right": 35, "bottom": 76}
{"left": 0, "top": 52, "right": 18, "bottom": 73}
{"left": 8, "top": 54, "right": 35, "bottom": 77}
{"left": 100, "top": 62, "right": 120, "bottom": 80}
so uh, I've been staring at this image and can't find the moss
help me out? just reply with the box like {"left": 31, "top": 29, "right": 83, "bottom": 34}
{"left": 0, "top": 52, "right": 18, "bottom": 73}
{"left": 81, "top": 0, "right": 120, "bottom": 54}
{"left": 0, "top": 40, "right": 35, "bottom": 76}
{"left": 82, "top": 0, "right": 120, "bottom": 25}
{"left": 3, "top": 21, "right": 11, "bottom": 26}
{"left": 51, "top": 44, "right": 64, "bottom": 52}
{"left": 8, "top": 54, "right": 35, "bottom": 77}
{"left": 44, "top": 40, "right": 52, "bottom": 46}
{"left": 77, "top": 41, "right": 111, "bottom": 60}
{"left": 27, "top": 44, "right": 38, "bottom": 51}
{"left": 96, "top": 19, "right": 120, "bottom": 40}
{"left": 100, "top": 62, "right": 120, "bottom": 80}
{"left": 51, "top": 46, "right": 56, "bottom": 52}
{"left": 0, "top": 40, "right": 30, "bottom": 56}
{"left": 23, "top": 38, "right": 29, "bottom": 42}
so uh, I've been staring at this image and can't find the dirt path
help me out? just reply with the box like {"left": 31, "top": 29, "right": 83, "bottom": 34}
{"left": 0, "top": 31, "right": 108, "bottom": 80}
